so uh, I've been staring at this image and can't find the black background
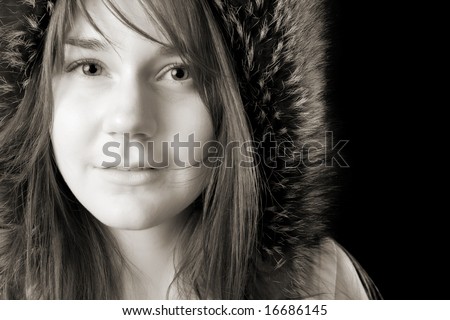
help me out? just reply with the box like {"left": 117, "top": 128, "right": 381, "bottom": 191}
{"left": 327, "top": 0, "right": 447, "bottom": 299}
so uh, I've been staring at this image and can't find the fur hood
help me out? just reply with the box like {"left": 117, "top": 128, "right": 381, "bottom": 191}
{"left": 0, "top": 0, "right": 334, "bottom": 298}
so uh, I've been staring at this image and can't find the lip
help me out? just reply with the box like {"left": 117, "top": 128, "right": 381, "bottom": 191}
{"left": 113, "top": 166, "right": 153, "bottom": 171}
{"left": 95, "top": 166, "right": 161, "bottom": 186}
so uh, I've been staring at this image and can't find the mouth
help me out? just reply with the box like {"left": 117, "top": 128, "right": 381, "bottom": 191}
{"left": 95, "top": 165, "right": 161, "bottom": 186}
{"left": 107, "top": 166, "right": 156, "bottom": 171}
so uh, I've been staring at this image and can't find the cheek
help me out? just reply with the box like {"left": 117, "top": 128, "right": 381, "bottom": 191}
{"left": 51, "top": 79, "right": 102, "bottom": 173}
{"left": 160, "top": 95, "right": 214, "bottom": 165}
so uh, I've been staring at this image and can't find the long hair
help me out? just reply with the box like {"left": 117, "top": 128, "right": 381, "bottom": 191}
{"left": 0, "top": 0, "right": 259, "bottom": 299}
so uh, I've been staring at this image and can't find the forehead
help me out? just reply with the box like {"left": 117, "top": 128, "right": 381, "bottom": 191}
{"left": 66, "top": 0, "right": 167, "bottom": 45}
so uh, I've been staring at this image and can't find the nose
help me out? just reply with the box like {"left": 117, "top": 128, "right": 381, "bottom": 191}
{"left": 102, "top": 75, "right": 157, "bottom": 139}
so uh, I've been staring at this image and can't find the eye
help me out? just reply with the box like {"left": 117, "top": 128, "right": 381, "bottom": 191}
{"left": 65, "top": 59, "right": 106, "bottom": 77}
{"left": 81, "top": 63, "right": 103, "bottom": 76}
{"left": 158, "top": 64, "right": 191, "bottom": 82}
{"left": 170, "top": 67, "right": 189, "bottom": 81}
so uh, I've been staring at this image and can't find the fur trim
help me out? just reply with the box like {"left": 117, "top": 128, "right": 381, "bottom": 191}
{"left": 0, "top": 0, "right": 334, "bottom": 298}
{"left": 211, "top": 0, "right": 333, "bottom": 298}
{"left": 0, "top": 0, "right": 54, "bottom": 120}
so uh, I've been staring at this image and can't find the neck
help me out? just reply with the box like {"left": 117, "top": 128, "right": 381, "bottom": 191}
{"left": 110, "top": 214, "right": 187, "bottom": 299}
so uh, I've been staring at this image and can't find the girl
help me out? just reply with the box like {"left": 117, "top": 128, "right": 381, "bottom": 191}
{"left": 0, "top": 0, "right": 380, "bottom": 299}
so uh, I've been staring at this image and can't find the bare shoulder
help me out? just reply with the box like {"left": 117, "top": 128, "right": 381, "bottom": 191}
{"left": 306, "top": 238, "right": 371, "bottom": 300}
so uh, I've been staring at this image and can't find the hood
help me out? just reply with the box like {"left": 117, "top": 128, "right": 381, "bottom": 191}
{"left": 211, "top": 0, "right": 334, "bottom": 298}
{"left": 0, "top": 0, "right": 334, "bottom": 298}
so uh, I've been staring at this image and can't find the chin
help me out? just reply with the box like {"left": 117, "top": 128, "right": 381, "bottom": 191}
{"left": 100, "top": 213, "right": 159, "bottom": 230}
{"left": 82, "top": 200, "right": 163, "bottom": 230}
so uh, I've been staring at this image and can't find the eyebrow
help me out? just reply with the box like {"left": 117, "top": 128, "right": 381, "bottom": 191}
{"left": 157, "top": 45, "right": 178, "bottom": 57}
{"left": 65, "top": 37, "right": 109, "bottom": 50}
{"left": 65, "top": 37, "right": 179, "bottom": 57}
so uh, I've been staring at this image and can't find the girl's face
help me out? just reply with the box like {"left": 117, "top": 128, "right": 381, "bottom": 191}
{"left": 51, "top": 0, "right": 213, "bottom": 230}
